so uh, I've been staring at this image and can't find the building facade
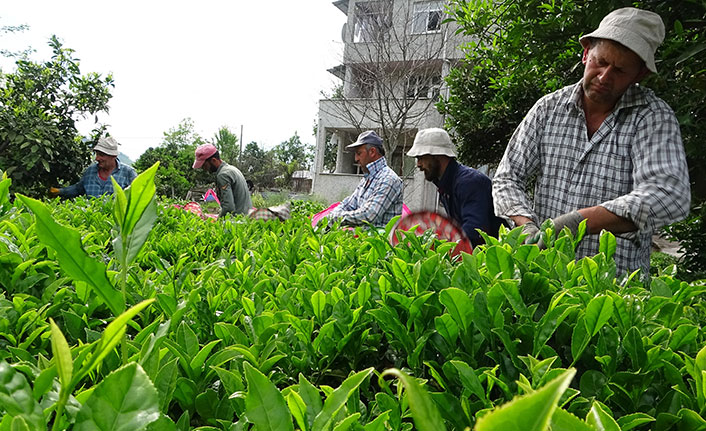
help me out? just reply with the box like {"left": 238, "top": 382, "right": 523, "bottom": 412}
{"left": 312, "top": 0, "right": 467, "bottom": 210}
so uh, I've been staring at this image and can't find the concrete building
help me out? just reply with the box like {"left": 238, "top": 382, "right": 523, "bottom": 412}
{"left": 312, "top": 0, "right": 467, "bottom": 210}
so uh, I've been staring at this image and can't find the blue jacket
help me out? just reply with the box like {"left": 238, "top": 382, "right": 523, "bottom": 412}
{"left": 433, "top": 159, "right": 503, "bottom": 245}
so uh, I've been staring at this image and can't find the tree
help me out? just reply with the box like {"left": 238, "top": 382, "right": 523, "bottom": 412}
{"left": 441, "top": 0, "right": 706, "bottom": 178}
{"left": 271, "top": 132, "right": 314, "bottom": 187}
{"left": 236, "top": 142, "right": 278, "bottom": 189}
{"left": 134, "top": 118, "right": 211, "bottom": 198}
{"left": 0, "top": 20, "right": 32, "bottom": 60}
{"left": 319, "top": 0, "right": 453, "bottom": 157}
{"left": 212, "top": 126, "right": 239, "bottom": 164}
{"left": 0, "top": 36, "right": 114, "bottom": 197}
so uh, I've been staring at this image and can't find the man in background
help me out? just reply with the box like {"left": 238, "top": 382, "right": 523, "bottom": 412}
{"left": 193, "top": 143, "right": 252, "bottom": 217}
{"left": 327, "top": 131, "right": 403, "bottom": 227}
{"left": 407, "top": 128, "right": 502, "bottom": 246}
{"left": 50, "top": 136, "right": 137, "bottom": 198}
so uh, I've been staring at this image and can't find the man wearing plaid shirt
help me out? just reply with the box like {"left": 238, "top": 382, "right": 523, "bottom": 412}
{"left": 328, "top": 131, "right": 403, "bottom": 227}
{"left": 493, "top": 8, "right": 690, "bottom": 275}
{"left": 51, "top": 137, "right": 137, "bottom": 198}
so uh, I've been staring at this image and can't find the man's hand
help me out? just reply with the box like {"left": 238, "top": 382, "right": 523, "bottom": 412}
{"left": 521, "top": 221, "right": 540, "bottom": 244}
{"left": 535, "top": 210, "right": 585, "bottom": 249}
{"left": 48, "top": 187, "right": 60, "bottom": 198}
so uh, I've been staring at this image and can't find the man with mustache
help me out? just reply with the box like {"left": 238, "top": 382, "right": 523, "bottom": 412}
{"left": 492, "top": 8, "right": 690, "bottom": 276}
{"left": 193, "top": 143, "right": 252, "bottom": 217}
{"left": 407, "top": 128, "right": 502, "bottom": 246}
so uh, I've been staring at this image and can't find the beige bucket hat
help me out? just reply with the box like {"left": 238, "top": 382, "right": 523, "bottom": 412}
{"left": 579, "top": 7, "right": 665, "bottom": 73}
{"left": 407, "top": 128, "right": 457, "bottom": 158}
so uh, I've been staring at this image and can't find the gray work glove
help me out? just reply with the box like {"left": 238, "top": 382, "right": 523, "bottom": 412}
{"left": 535, "top": 210, "right": 585, "bottom": 249}
{"left": 521, "top": 221, "right": 540, "bottom": 244}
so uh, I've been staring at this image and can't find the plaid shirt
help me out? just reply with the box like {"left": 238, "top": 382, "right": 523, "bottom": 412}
{"left": 60, "top": 159, "right": 137, "bottom": 198}
{"left": 330, "top": 157, "right": 403, "bottom": 227}
{"left": 493, "top": 82, "right": 690, "bottom": 275}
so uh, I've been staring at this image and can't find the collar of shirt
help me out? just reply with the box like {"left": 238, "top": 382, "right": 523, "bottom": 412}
{"left": 566, "top": 81, "right": 650, "bottom": 114}
{"left": 433, "top": 158, "right": 459, "bottom": 196}
{"left": 363, "top": 157, "right": 388, "bottom": 179}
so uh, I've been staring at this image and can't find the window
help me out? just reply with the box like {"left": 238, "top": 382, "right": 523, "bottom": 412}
{"left": 412, "top": 1, "right": 444, "bottom": 34}
{"left": 406, "top": 74, "right": 441, "bottom": 99}
{"left": 353, "top": 1, "right": 391, "bottom": 42}
{"left": 353, "top": 68, "right": 376, "bottom": 98}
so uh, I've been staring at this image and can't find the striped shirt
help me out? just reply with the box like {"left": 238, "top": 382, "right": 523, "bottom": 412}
{"left": 59, "top": 159, "right": 137, "bottom": 198}
{"left": 493, "top": 81, "right": 690, "bottom": 275}
{"left": 330, "top": 156, "right": 403, "bottom": 227}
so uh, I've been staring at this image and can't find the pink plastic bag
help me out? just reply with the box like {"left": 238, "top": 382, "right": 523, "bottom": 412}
{"left": 311, "top": 202, "right": 411, "bottom": 228}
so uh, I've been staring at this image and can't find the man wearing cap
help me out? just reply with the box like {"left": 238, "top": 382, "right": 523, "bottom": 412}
{"left": 193, "top": 143, "right": 252, "bottom": 217}
{"left": 327, "top": 130, "right": 403, "bottom": 227}
{"left": 49, "top": 136, "right": 137, "bottom": 198}
{"left": 407, "top": 128, "right": 503, "bottom": 246}
{"left": 492, "top": 7, "right": 690, "bottom": 275}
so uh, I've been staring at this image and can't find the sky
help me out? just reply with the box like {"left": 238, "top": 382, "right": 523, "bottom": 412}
{"left": 1, "top": 1, "right": 347, "bottom": 161}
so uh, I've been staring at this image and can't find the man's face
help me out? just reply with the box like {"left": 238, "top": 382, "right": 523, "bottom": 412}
{"left": 416, "top": 155, "right": 442, "bottom": 182}
{"left": 354, "top": 145, "right": 375, "bottom": 173}
{"left": 581, "top": 39, "right": 648, "bottom": 108}
{"left": 202, "top": 158, "right": 218, "bottom": 173}
{"left": 95, "top": 151, "right": 115, "bottom": 170}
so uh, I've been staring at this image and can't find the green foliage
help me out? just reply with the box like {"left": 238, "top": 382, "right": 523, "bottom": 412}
{"left": 663, "top": 204, "right": 706, "bottom": 280}
{"left": 3, "top": 170, "right": 706, "bottom": 429}
{"left": 211, "top": 126, "right": 239, "bottom": 165}
{"left": 441, "top": 0, "right": 706, "bottom": 176}
{"left": 133, "top": 119, "right": 211, "bottom": 198}
{"left": 0, "top": 36, "right": 114, "bottom": 197}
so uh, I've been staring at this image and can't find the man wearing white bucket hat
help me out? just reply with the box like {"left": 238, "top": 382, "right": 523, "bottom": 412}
{"left": 407, "top": 128, "right": 502, "bottom": 246}
{"left": 493, "top": 7, "right": 690, "bottom": 275}
{"left": 49, "top": 136, "right": 137, "bottom": 198}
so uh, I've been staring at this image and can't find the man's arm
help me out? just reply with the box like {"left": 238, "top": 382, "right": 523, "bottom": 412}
{"left": 598, "top": 105, "right": 690, "bottom": 235}
{"left": 493, "top": 101, "right": 545, "bottom": 224}
{"left": 217, "top": 177, "right": 236, "bottom": 217}
{"left": 58, "top": 169, "right": 89, "bottom": 198}
{"left": 336, "top": 177, "right": 402, "bottom": 226}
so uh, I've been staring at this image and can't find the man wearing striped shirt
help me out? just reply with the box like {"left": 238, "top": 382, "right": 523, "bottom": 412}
{"left": 328, "top": 131, "right": 403, "bottom": 227}
{"left": 493, "top": 8, "right": 690, "bottom": 275}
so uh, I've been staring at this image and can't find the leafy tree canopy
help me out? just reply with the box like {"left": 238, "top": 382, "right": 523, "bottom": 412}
{"left": 0, "top": 35, "right": 114, "bottom": 197}
{"left": 212, "top": 126, "right": 239, "bottom": 164}
{"left": 133, "top": 118, "right": 211, "bottom": 198}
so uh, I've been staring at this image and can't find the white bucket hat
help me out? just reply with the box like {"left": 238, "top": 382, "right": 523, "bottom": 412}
{"left": 94, "top": 136, "right": 120, "bottom": 156}
{"left": 579, "top": 7, "right": 665, "bottom": 73}
{"left": 407, "top": 128, "right": 457, "bottom": 158}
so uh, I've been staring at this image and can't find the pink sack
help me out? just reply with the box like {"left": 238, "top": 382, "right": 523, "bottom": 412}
{"left": 311, "top": 202, "right": 412, "bottom": 228}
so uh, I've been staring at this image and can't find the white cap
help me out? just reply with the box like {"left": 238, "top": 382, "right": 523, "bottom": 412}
{"left": 407, "top": 128, "right": 457, "bottom": 158}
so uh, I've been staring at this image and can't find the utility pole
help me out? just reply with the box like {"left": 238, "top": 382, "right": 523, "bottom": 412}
{"left": 239, "top": 125, "right": 244, "bottom": 160}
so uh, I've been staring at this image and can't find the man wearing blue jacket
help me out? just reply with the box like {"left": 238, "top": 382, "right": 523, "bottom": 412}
{"left": 407, "top": 128, "right": 502, "bottom": 246}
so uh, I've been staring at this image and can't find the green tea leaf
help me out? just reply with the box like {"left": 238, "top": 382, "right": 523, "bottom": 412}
{"left": 313, "top": 368, "right": 374, "bottom": 431}
{"left": 439, "top": 288, "right": 473, "bottom": 331}
{"left": 243, "top": 362, "right": 293, "bottom": 431}
{"left": 485, "top": 245, "right": 514, "bottom": 279}
{"left": 475, "top": 368, "right": 576, "bottom": 431}
{"left": 616, "top": 412, "right": 655, "bottom": 431}
{"left": 381, "top": 368, "right": 446, "bottom": 431}
{"left": 16, "top": 194, "right": 124, "bottom": 315}
{"left": 450, "top": 360, "right": 488, "bottom": 405}
{"left": 586, "top": 401, "right": 620, "bottom": 431}
{"left": 77, "top": 299, "right": 155, "bottom": 385}
{"left": 50, "top": 319, "right": 73, "bottom": 392}
{"left": 584, "top": 296, "right": 613, "bottom": 337}
{"left": 550, "top": 408, "right": 595, "bottom": 431}
{"left": 0, "top": 361, "right": 44, "bottom": 430}
{"left": 286, "top": 391, "right": 308, "bottom": 431}
{"left": 74, "top": 363, "right": 160, "bottom": 431}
